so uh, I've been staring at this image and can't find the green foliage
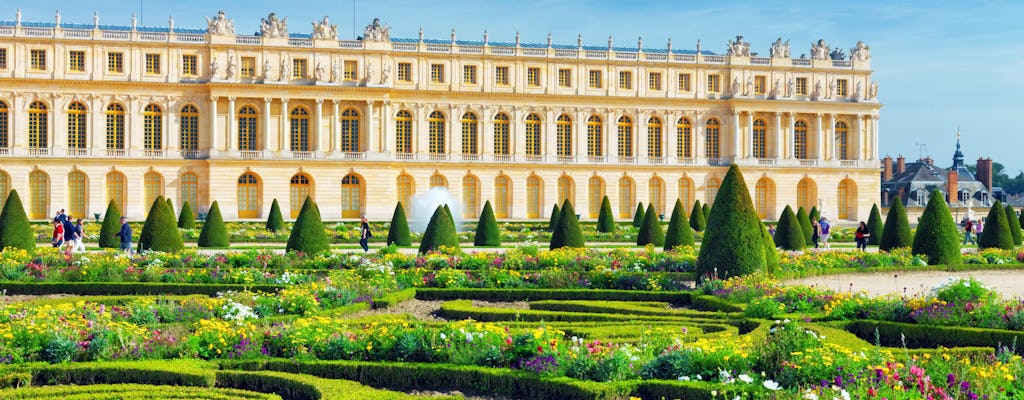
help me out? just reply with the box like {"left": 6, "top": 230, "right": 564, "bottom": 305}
{"left": 266, "top": 199, "right": 284, "bottom": 232}
{"left": 550, "top": 200, "right": 584, "bottom": 250}
{"left": 286, "top": 197, "right": 330, "bottom": 255}
{"left": 473, "top": 201, "right": 501, "bottom": 246}
{"left": 177, "top": 201, "right": 196, "bottom": 229}
{"left": 98, "top": 200, "right": 123, "bottom": 249}
{"left": 701, "top": 203, "right": 710, "bottom": 222}
{"left": 912, "top": 190, "right": 962, "bottom": 266}
{"left": 773, "top": 205, "right": 806, "bottom": 251}
{"left": 0, "top": 190, "right": 35, "bottom": 250}
{"left": 1005, "top": 204, "right": 1022, "bottom": 246}
{"left": 761, "top": 222, "right": 778, "bottom": 275}
{"left": 0, "top": 281, "right": 284, "bottom": 296}
{"left": 418, "top": 205, "right": 459, "bottom": 254}
{"left": 809, "top": 206, "right": 820, "bottom": 222}
{"left": 663, "top": 199, "right": 694, "bottom": 250}
{"left": 636, "top": 204, "right": 665, "bottom": 246}
{"left": 796, "top": 207, "right": 813, "bottom": 244}
{"left": 688, "top": 200, "right": 706, "bottom": 232}
{"left": 137, "top": 196, "right": 184, "bottom": 253}
{"left": 414, "top": 288, "right": 693, "bottom": 303}
{"left": 632, "top": 202, "right": 645, "bottom": 228}
{"left": 1020, "top": 209, "right": 1024, "bottom": 238}
{"left": 165, "top": 198, "right": 174, "bottom": 215}
{"left": 866, "top": 204, "right": 884, "bottom": 246}
{"left": 549, "top": 204, "right": 561, "bottom": 231}
{"left": 880, "top": 198, "right": 912, "bottom": 251}
{"left": 197, "top": 201, "right": 230, "bottom": 248}
{"left": 596, "top": 196, "right": 616, "bottom": 233}
{"left": 695, "top": 165, "right": 766, "bottom": 282}
{"left": 387, "top": 203, "right": 412, "bottom": 246}
{"left": 979, "top": 200, "right": 1014, "bottom": 250}
{"left": 443, "top": 204, "right": 455, "bottom": 228}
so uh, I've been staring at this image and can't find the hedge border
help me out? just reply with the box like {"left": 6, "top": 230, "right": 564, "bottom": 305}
{"left": 416, "top": 288, "right": 693, "bottom": 304}
{"left": 845, "top": 320, "right": 1024, "bottom": 355}
{"left": 0, "top": 282, "right": 286, "bottom": 296}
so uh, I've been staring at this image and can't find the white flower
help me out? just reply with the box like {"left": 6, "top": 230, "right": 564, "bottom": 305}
{"left": 763, "top": 380, "right": 781, "bottom": 391}
{"left": 677, "top": 376, "right": 690, "bottom": 381}
{"left": 738, "top": 373, "right": 753, "bottom": 384}
{"left": 440, "top": 333, "right": 447, "bottom": 340}
{"left": 465, "top": 332, "right": 474, "bottom": 342}
{"left": 803, "top": 390, "right": 819, "bottom": 400}
{"left": 840, "top": 389, "right": 850, "bottom": 400}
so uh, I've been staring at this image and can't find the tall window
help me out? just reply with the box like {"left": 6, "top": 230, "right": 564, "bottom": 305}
{"left": 678, "top": 73, "right": 692, "bottom": 92}
{"left": 461, "top": 113, "right": 478, "bottom": 155}
{"left": 67, "top": 102, "right": 87, "bottom": 149}
{"left": 707, "top": 74, "right": 721, "bottom": 93}
{"left": 617, "top": 116, "right": 633, "bottom": 158}
{"left": 557, "top": 175, "right": 574, "bottom": 207}
{"left": 68, "top": 51, "right": 85, "bottom": 72}
{"left": 397, "top": 63, "right": 411, "bottom": 82}
{"left": 237, "top": 173, "right": 260, "bottom": 219}
{"left": 796, "top": 77, "right": 808, "bottom": 95}
{"left": 837, "top": 79, "right": 848, "bottom": 97}
{"left": 754, "top": 76, "right": 766, "bottom": 94}
{"left": 430, "top": 174, "right": 447, "bottom": 190}
{"left": 105, "top": 104, "right": 125, "bottom": 150}
{"left": 28, "top": 101, "right": 48, "bottom": 149}
{"left": 679, "top": 177, "right": 695, "bottom": 210}
{"left": 494, "top": 66, "right": 509, "bottom": 85}
{"left": 145, "top": 53, "right": 161, "bottom": 74}
{"left": 428, "top": 111, "right": 446, "bottom": 154}
{"left": 144, "top": 172, "right": 164, "bottom": 216}
{"left": 705, "top": 118, "right": 720, "bottom": 159}
{"left": 463, "top": 65, "right": 478, "bottom": 84}
{"left": 30, "top": 49, "right": 46, "bottom": 71}
{"left": 292, "top": 58, "right": 307, "bottom": 79}
{"left": 648, "top": 72, "right": 662, "bottom": 91}
{"left": 556, "top": 114, "right": 572, "bottom": 157}
{"left": 618, "top": 177, "right": 634, "bottom": 218}
{"left": 462, "top": 175, "right": 479, "bottom": 219}
{"left": 526, "top": 176, "right": 541, "bottom": 218}
{"left": 181, "top": 173, "right": 198, "bottom": 215}
{"left": 755, "top": 178, "right": 773, "bottom": 219}
{"left": 835, "top": 121, "right": 849, "bottom": 160}
{"left": 395, "top": 110, "right": 412, "bottom": 153}
{"left": 558, "top": 69, "right": 571, "bottom": 88}
{"left": 752, "top": 119, "right": 767, "bottom": 158}
{"left": 794, "top": 120, "right": 808, "bottom": 159}
{"left": 430, "top": 64, "right": 444, "bottom": 83}
{"left": 289, "top": 174, "right": 312, "bottom": 218}
{"left": 240, "top": 57, "right": 255, "bottom": 77}
{"left": 107, "top": 52, "right": 123, "bottom": 73}
{"left": 340, "top": 109, "right": 360, "bottom": 152}
{"left": 397, "top": 174, "right": 414, "bottom": 215}
{"left": 290, "top": 107, "right": 310, "bottom": 152}
{"left": 0, "top": 48, "right": 7, "bottom": 70}
{"left": 647, "top": 117, "right": 663, "bottom": 158}
{"left": 343, "top": 60, "right": 358, "bottom": 81}
{"left": 493, "top": 113, "right": 510, "bottom": 155}
{"left": 180, "top": 105, "right": 199, "bottom": 151}
{"left": 526, "top": 67, "right": 540, "bottom": 87}
{"left": 588, "top": 70, "right": 602, "bottom": 88}
{"left": 181, "top": 55, "right": 197, "bottom": 76}
{"left": 144, "top": 104, "right": 163, "bottom": 150}
{"left": 106, "top": 172, "right": 127, "bottom": 216}
{"left": 238, "top": 106, "right": 258, "bottom": 151}
{"left": 68, "top": 171, "right": 87, "bottom": 219}
{"left": 618, "top": 71, "right": 632, "bottom": 90}
{"left": 29, "top": 170, "right": 49, "bottom": 219}
{"left": 525, "top": 113, "right": 541, "bottom": 156}
{"left": 494, "top": 176, "right": 511, "bottom": 218}
{"left": 341, "top": 174, "right": 362, "bottom": 218}
{"left": 0, "top": 101, "right": 7, "bottom": 149}
{"left": 587, "top": 115, "right": 603, "bottom": 157}
{"left": 0, "top": 171, "right": 7, "bottom": 209}
{"left": 677, "top": 117, "right": 692, "bottom": 158}
{"left": 838, "top": 179, "right": 855, "bottom": 220}
{"left": 649, "top": 177, "right": 665, "bottom": 216}
{"left": 588, "top": 176, "right": 604, "bottom": 218}
{"left": 706, "top": 178, "right": 720, "bottom": 205}
{"left": 797, "top": 178, "right": 816, "bottom": 211}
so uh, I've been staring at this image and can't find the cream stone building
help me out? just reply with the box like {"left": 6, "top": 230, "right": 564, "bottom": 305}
{"left": 0, "top": 11, "right": 881, "bottom": 222}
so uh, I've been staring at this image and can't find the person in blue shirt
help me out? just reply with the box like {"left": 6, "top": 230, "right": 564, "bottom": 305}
{"left": 62, "top": 214, "right": 76, "bottom": 252}
{"left": 114, "top": 216, "right": 133, "bottom": 254}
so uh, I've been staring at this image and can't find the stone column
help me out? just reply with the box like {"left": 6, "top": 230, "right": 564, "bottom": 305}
{"left": 827, "top": 114, "right": 835, "bottom": 160}
{"left": 575, "top": 108, "right": 586, "bottom": 159}
{"left": 815, "top": 113, "right": 824, "bottom": 160}
{"left": 513, "top": 107, "right": 525, "bottom": 156}
{"left": 451, "top": 105, "right": 462, "bottom": 156}
{"left": 167, "top": 100, "right": 179, "bottom": 151}
{"left": 127, "top": 97, "right": 140, "bottom": 151}
{"left": 746, "top": 111, "right": 754, "bottom": 159}
{"left": 330, "top": 100, "right": 339, "bottom": 153}
{"left": 280, "top": 98, "right": 289, "bottom": 152}
{"left": 638, "top": 111, "right": 649, "bottom": 161}
{"left": 416, "top": 105, "right": 429, "bottom": 154}
{"left": 693, "top": 112, "right": 705, "bottom": 160}
{"left": 784, "top": 113, "right": 794, "bottom": 159}
{"left": 666, "top": 112, "right": 678, "bottom": 162}
{"left": 774, "top": 112, "right": 783, "bottom": 159}
{"left": 52, "top": 96, "right": 66, "bottom": 153}
{"left": 606, "top": 109, "right": 617, "bottom": 160}
{"left": 314, "top": 98, "right": 325, "bottom": 153}
{"left": 262, "top": 98, "right": 272, "bottom": 151}
{"left": 481, "top": 107, "right": 493, "bottom": 156}
{"left": 854, "top": 114, "right": 863, "bottom": 161}
{"left": 209, "top": 97, "right": 219, "bottom": 152}
{"left": 871, "top": 115, "right": 879, "bottom": 160}
{"left": 90, "top": 96, "right": 104, "bottom": 153}
{"left": 364, "top": 100, "right": 375, "bottom": 153}
{"left": 226, "top": 97, "right": 236, "bottom": 151}
{"left": 380, "top": 101, "right": 391, "bottom": 153}
{"left": 544, "top": 109, "right": 556, "bottom": 157}
{"left": 732, "top": 111, "right": 741, "bottom": 158}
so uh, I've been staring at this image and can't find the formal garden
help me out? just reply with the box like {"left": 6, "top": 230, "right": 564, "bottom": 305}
{"left": 0, "top": 165, "right": 1023, "bottom": 399}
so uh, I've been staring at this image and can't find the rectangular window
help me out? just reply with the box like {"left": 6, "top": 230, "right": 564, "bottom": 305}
{"left": 430, "top": 63, "right": 444, "bottom": 83}
{"left": 558, "top": 68, "right": 571, "bottom": 88}
{"left": 754, "top": 75, "right": 766, "bottom": 94}
{"left": 292, "top": 58, "right": 307, "bottom": 79}
{"left": 796, "top": 77, "right": 808, "bottom": 95}
{"left": 0, "top": 48, "right": 6, "bottom": 70}
{"left": 707, "top": 74, "right": 721, "bottom": 93}
{"left": 588, "top": 70, "right": 602, "bottom": 89}
{"left": 240, "top": 57, "right": 255, "bottom": 77}
{"left": 678, "top": 73, "right": 691, "bottom": 91}
{"left": 30, "top": 49, "right": 46, "bottom": 71}
{"left": 648, "top": 72, "right": 662, "bottom": 91}
{"left": 68, "top": 51, "right": 85, "bottom": 72}
{"left": 495, "top": 66, "right": 509, "bottom": 85}
{"left": 397, "top": 62, "right": 411, "bottom": 82}
{"left": 463, "top": 64, "right": 477, "bottom": 84}
{"left": 145, "top": 53, "right": 161, "bottom": 74}
{"left": 181, "top": 55, "right": 197, "bottom": 76}
{"left": 526, "top": 67, "right": 540, "bottom": 87}
{"left": 618, "top": 70, "right": 632, "bottom": 90}
{"left": 837, "top": 79, "right": 848, "bottom": 96}
{"left": 344, "top": 60, "right": 358, "bottom": 81}
{"left": 107, "top": 52, "right": 123, "bottom": 73}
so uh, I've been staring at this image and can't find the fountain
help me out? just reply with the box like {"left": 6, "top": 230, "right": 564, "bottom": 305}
{"left": 409, "top": 187, "right": 462, "bottom": 232}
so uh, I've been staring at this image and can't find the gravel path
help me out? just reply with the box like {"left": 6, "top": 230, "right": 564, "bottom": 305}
{"left": 785, "top": 270, "right": 1024, "bottom": 298}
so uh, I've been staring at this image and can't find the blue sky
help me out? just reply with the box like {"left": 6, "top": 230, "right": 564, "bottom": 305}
{"left": 9, "top": 1, "right": 1024, "bottom": 173}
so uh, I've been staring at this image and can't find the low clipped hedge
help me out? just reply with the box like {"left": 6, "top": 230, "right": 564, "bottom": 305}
{"left": 415, "top": 288, "right": 693, "bottom": 304}
{"left": 0, "top": 383, "right": 279, "bottom": 399}
{"left": 27, "top": 360, "right": 216, "bottom": 387}
{"left": 634, "top": 380, "right": 763, "bottom": 400}
{"left": 371, "top": 288, "right": 417, "bottom": 309}
{"left": 528, "top": 300, "right": 736, "bottom": 319}
{"left": 0, "top": 282, "right": 285, "bottom": 296}
{"left": 438, "top": 300, "right": 708, "bottom": 323}
{"left": 690, "top": 294, "right": 744, "bottom": 313}
{"left": 845, "top": 320, "right": 1024, "bottom": 355}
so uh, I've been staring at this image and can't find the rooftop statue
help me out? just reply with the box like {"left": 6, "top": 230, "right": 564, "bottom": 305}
{"left": 260, "top": 13, "right": 288, "bottom": 38}
{"left": 769, "top": 38, "right": 790, "bottom": 59}
{"left": 362, "top": 18, "right": 390, "bottom": 42}
{"left": 726, "top": 35, "right": 750, "bottom": 57}
{"left": 312, "top": 16, "right": 338, "bottom": 40}
{"left": 206, "top": 10, "right": 235, "bottom": 35}
{"left": 850, "top": 41, "right": 872, "bottom": 61}
{"left": 810, "top": 38, "right": 829, "bottom": 60}
{"left": 829, "top": 48, "right": 846, "bottom": 61}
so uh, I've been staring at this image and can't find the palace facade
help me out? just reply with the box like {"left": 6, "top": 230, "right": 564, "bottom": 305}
{"left": 0, "top": 11, "right": 882, "bottom": 222}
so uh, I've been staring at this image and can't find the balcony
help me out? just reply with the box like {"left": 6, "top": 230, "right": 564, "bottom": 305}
{"left": 707, "top": 157, "right": 733, "bottom": 166}
{"left": 798, "top": 159, "right": 819, "bottom": 166}
{"left": 66, "top": 148, "right": 90, "bottom": 156}
{"left": 617, "top": 156, "right": 636, "bottom": 164}
{"left": 678, "top": 157, "right": 695, "bottom": 165}
{"left": 144, "top": 149, "right": 165, "bottom": 158}
{"left": 394, "top": 152, "right": 416, "bottom": 161}
{"left": 757, "top": 158, "right": 777, "bottom": 166}
{"left": 291, "top": 151, "right": 315, "bottom": 160}
{"left": 0, "top": 147, "right": 10, "bottom": 156}
{"left": 427, "top": 153, "right": 449, "bottom": 161}
{"left": 524, "top": 155, "right": 545, "bottom": 163}
{"left": 28, "top": 148, "right": 50, "bottom": 156}
{"left": 648, "top": 157, "right": 665, "bottom": 164}
{"left": 105, "top": 149, "right": 127, "bottom": 157}
{"left": 180, "top": 150, "right": 203, "bottom": 159}
{"left": 587, "top": 156, "right": 606, "bottom": 163}
{"left": 239, "top": 150, "right": 263, "bottom": 160}
{"left": 555, "top": 155, "right": 575, "bottom": 163}
{"left": 342, "top": 152, "right": 366, "bottom": 160}
{"left": 493, "top": 154, "right": 514, "bottom": 163}
{"left": 461, "top": 154, "right": 480, "bottom": 162}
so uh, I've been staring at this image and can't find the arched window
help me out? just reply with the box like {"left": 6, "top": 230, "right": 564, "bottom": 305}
{"left": 144, "top": 104, "right": 163, "bottom": 150}
{"left": 838, "top": 179, "right": 857, "bottom": 220}
{"left": 461, "top": 113, "right": 478, "bottom": 155}
{"left": 677, "top": 117, "right": 692, "bottom": 159}
{"left": 557, "top": 175, "right": 574, "bottom": 207}
{"left": 28, "top": 101, "right": 48, "bottom": 149}
{"left": 289, "top": 174, "right": 312, "bottom": 218}
{"left": 290, "top": 107, "right": 310, "bottom": 152}
{"left": 618, "top": 177, "right": 635, "bottom": 218}
{"left": 340, "top": 109, "right": 360, "bottom": 152}
{"left": 430, "top": 174, "right": 447, "bottom": 189}
{"left": 395, "top": 110, "right": 412, "bottom": 153}
{"left": 525, "top": 113, "right": 542, "bottom": 156}
{"left": 0, "top": 170, "right": 9, "bottom": 209}
{"left": 556, "top": 114, "right": 572, "bottom": 157}
{"left": 588, "top": 176, "right": 605, "bottom": 218}
{"left": 237, "top": 173, "right": 260, "bottom": 219}
{"left": 238, "top": 106, "right": 258, "bottom": 151}
{"left": 705, "top": 118, "right": 720, "bottom": 159}
{"left": 706, "top": 178, "right": 720, "bottom": 205}
{"left": 835, "top": 121, "right": 849, "bottom": 160}
{"left": 755, "top": 177, "right": 775, "bottom": 220}
{"left": 587, "top": 115, "right": 603, "bottom": 157}
{"left": 679, "top": 177, "right": 695, "bottom": 210}
{"left": 180, "top": 105, "right": 199, "bottom": 151}
{"left": 617, "top": 116, "right": 633, "bottom": 158}
{"left": 67, "top": 171, "right": 87, "bottom": 219}
{"left": 397, "top": 174, "right": 414, "bottom": 215}
{"left": 526, "top": 175, "right": 542, "bottom": 218}
{"left": 647, "top": 117, "right": 663, "bottom": 158}
{"left": 428, "top": 111, "right": 446, "bottom": 154}
{"left": 649, "top": 176, "right": 665, "bottom": 216}
{"left": 106, "top": 172, "right": 127, "bottom": 216}
{"left": 144, "top": 172, "right": 164, "bottom": 216}
{"left": 181, "top": 173, "right": 199, "bottom": 216}
{"left": 105, "top": 103, "right": 125, "bottom": 150}
{"left": 797, "top": 178, "right": 817, "bottom": 211}
{"left": 67, "top": 102, "right": 87, "bottom": 149}
{"left": 794, "top": 120, "right": 808, "bottom": 159}
{"left": 494, "top": 176, "right": 511, "bottom": 218}
{"left": 752, "top": 119, "right": 767, "bottom": 158}
{"left": 341, "top": 174, "right": 363, "bottom": 218}
{"left": 29, "top": 170, "right": 49, "bottom": 219}
{"left": 462, "top": 175, "right": 479, "bottom": 218}
{"left": 493, "top": 113, "right": 510, "bottom": 155}
{"left": 0, "top": 101, "right": 8, "bottom": 149}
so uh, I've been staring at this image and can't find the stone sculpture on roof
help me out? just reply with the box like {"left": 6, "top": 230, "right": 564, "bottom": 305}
{"left": 726, "top": 35, "right": 750, "bottom": 57}
{"left": 850, "top": 41, "right": 871, "bottom": 61}
{"left": 769, "top": 38, "right": 790, "bottom": 59}
{"left": 362, "top": 18, "right": 390, "bottom": 42}
{"left": 312, "top": 16, "right": 338, "bottom": 40}
{"left": 206, "top": 10, "right": 235, "bottom": 35}
{"left": 260, "top": 13, "right": 288, "bottom": 38}
{"left": 810, "top": 38, "right": 829, "bottom": 60}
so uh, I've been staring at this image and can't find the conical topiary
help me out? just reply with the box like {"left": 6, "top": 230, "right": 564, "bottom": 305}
{"left": 419, "top": 205, "right": 460, "bottom": 254}
{"left": 796, "top": 206, "right": 813, "bottom": 245}
{"left": 637, "top": 203, "right": 665, "bottom": 246}
{"left": 761, "top": 222, "right": 778, "bottom": 274}
{"left": 549, "top": 204, "right": 561, "bottom": 231}
{"left": 137, "top": 196, "right": 184, "bottom": 253}
{"left": 0, "top": 190, "right": 34, "bottom": 250}
{"left": 979, "top": 201, "right": 1014, "bottom": 250}
{"left": 198, "top": 201, "right": 230, "bottom": 248}
{"left": 1005, "top": 204, "right": 1022, "bottom": 246}
{"left": 866, "top": 204, "right": 884, "bottom": 246}
{"left": 702, "top": 203, "right": 710, "bottom": 222}
{"left": 286, "top": 197, "right": 330, "bottom": 255}
{"left": 880, "top": 197, "right": 912, "bottom": 251}
{"left": 387, "top": 202, "right": 412, "bottom": 246}
{"left": 98, "top": 200, "right": 122, "bottom": 248}
{"left": 689, "top": 200, "right": 706, "bottom": 232}
{"left": 550, "top": 199, "right": 584, "bottom": 249}
{"left": 166, "top": 198, "right": 174, "bottom": 215}
{"left": 632, "top": 202, "right": 646, "bottom": 228}
{"left": 809, "top": 206, "right": 820, "bottom": 223}
{"left": 912, "top": 190, "right": 961, "bottom": 266}
{"left": 266, "top": 199, "right": 285, "bottom": 232}
{"left": 1020, "top": 209, "right": 1024, "bottom": 239}
{"left": 664, "top": 199, "right": 695, "bottom": 251}
{"left": 443, "top": 204, "right": 455, "bottom": 229}
{"left": 695, "top": 165, "right": 766, "bottom": 282}
{"left": 474, "top": 200, "right": 501, "bottom": 246}
{"left": 773, "top": 205, "right": 806, "bottom": 251}
{"left": 177, "top": 201, "right": 196, "bottom": 229}
{"left": 596, "top": 196, "right": 616, "bottom": 233}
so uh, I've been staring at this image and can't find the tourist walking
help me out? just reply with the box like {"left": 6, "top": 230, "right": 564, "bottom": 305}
{"left": 359, "top": 217, "right": 372, "bottom": 252}
{"left": 963, "top": 218, "right": 975, "bottom": 245}
{"left": 855, "top": 221, "right": 870, "bottom": 251}
{"left": 811, "top": 219, "right": 820, "bottom": 248}
{"left": 819, "top": 217, "right": 831, "bottom": 249}
{"left": 975, "top": 219, "right": 984, "bottom": 239}
{"left": 73, "top": 219, "right": 86, "bottom": 253}
{"left": 114, "top": 216, "right": 133, "bottom": 254}
{"left": 62, "top": 214, "right": 76, "bottom": 252}
{"left": 51, "top": 218, "right": 65, "bottom": 248}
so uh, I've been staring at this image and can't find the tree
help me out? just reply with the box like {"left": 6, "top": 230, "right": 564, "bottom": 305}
{"left": 198, "top": 201, "right": 230, "bottom": 248}
{"left": 286, "top": 197, "right": 330, "bottom": 255}
{"left": 386, "top": 202, "right": 412, "bottom": 246}
{"left": 695, "top": 165, "right": 766, "bottom": 282}
{"left": 98, "top": 200, "right": 122, "bottom": 249}
{"left": 866, "top": 204, "right": 884, "bottom": 246}
{"left": 809, "top": 206, "right": 820, "bottom": 223}
{"left": 165, "top": 198, "right": 174, "bottom": 215}
{"left": 702, "top": 203, "right": 711, "bottom": 222}
{"left": 632, "top": 202, "right": 645, "bottom": 228}
{"left": 796, "top": 206, "right": 813, "bottom": 244}
{"left": 177, "top": 201, "right": 196, "bottom": 229}
{"left": 912, "top": 190, "right": 961, "bottom": 266}
{"left": 474, "top": 200, "right": 501, "bottom": 246}
{"left": 689, "top": 200, "right": 706, "bottom": 232}
{"left": 443, "top": 204, "right": 455, "bottom": 229}
{"left": 664, "top": 199, "right": 695, "bottom": 250}
{"left": 761, "top": 222, "right": 779, "bottom": 275}
{"left": 266, "top": 199, "right": 285, "bottom": 232}
{"left": 419, "top": 205, "right": 460, "bottom": 254}
{"left": 1005, "top": 204, "right": 1022, "bottom": 246}
{"left": 548, "top": 204, "right": 561, "bottom": 231}
{"left": 637, "top": 203, "right": 665, "bottom": 246}
{"left": 773, "top": 205, "right": 806, "bottom": 251}
{"left": 0, "top": 190, "right": 34, "bottom": 250}
{"left": 550, "top": 199, "right": 584, "bottom": 249}
{"left": 880, "top": 198, "right": 912, "bottom": 251}
{"left": 596, "top": 196, "right": 616, "bottom": 233}
{"left": 137, "top": 196, "right": 184, "bottom": 253}
{"left": 978, "top": 201, "right": 1014, "bottom": 250}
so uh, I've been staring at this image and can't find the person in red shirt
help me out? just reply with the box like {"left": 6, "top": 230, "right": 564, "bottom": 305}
{"left": 51, "top": 218, "right": 65, "bottom": 248}
{"left": 855, "top": 221, "right": 870, "bottom": 251}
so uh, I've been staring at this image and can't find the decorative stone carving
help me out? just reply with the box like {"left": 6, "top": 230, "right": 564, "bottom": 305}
{"left": 362, "top": 18, "right": 390, "bottom": 42}
{"left": 259, "top": 13, "right": 288, "bottom": 38}
{"left": 813, "top": 80, "right": 823, "bottom": 99}
{"left": 16, "top": 8, "right": 21, "bottom": 26}
{"left": 828, "top": 79, "right": 836, "bottom": 99}
{"left": 131, "top": 13, "right": 137, "bottom": 31}
{"left": 314, "top": 62, "right": 327, "bottom": 82}
{"left": 854, "top": 81, "right": 863, "bottom": 100}
{"left": 869, "top": 81, "right": 879, "bottom": 100}
{"left": 209, "top": 57, "right": 220, "bottom": 79}
{"left": 769, "top": 38, "right": 790, "bottom": 58}
{"left": 331, "top": 62, "right": 342, "bottom": 83}
{"left": 280, "top": 59, "right": 292, "bottom": 81}
{"left": 365, "top": 62, "right": 376, "bottom": 84}
{"left": 206, "top": 10, "right": 235, "bottom": 35}
{"left": 773, "top": 78, "right": 782, "bottom": 97}
{"left": 829, "top": 48, "right": 846, "bottom": 60}
{"left": 262, "top": 59, "right": 272, "bottom": 80}
{"left": 745, "top": 77, "right": 753, "bottom": 96}
{"left": 787, "top": 78, "right": 795, "bottom": 97}
{"left": 850, "top": 41, "right": 871, "bottom": 61}
{"left": 169, "top": 15, "right": 174, "bottom": 32}
{"left": 312, "top": 16, "right": 338, "bottom": 40}
{"left": 731, "top": 77, "right": 740, "bottom": 96}
{"left": 54, "top": 10, "right": 60, "bottom": 28}
{"left": 225, "top": 54, "right": 238, "bottom": 80}
{"left": 93, "top": 12, "right": 99, "bottom": 29}
{"left": 726, "top": 35, "right": 750, "bottom": 56}
{"left": 381, "top": 63, "right": 392, "bottom": 85}
{"left": 810, "top": 38, "right": 829, "bottom": 60}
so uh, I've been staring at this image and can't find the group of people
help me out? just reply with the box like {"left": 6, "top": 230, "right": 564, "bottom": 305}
{"left": 766, "top": 216, "right": 838, "bottom": 249}
{"left": 961, "top": 217, "right": 984, "bottom": 245}
{"left": 50, "top": 209, "right": 86, "bottom": 253}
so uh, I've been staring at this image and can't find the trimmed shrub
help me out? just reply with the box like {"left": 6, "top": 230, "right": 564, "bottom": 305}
{"left": 548, "top": 204, "right": 560, "bottom": 231}
{"left": 912, "top": 190, "right": 961, "bottom": 266}
{"left": 165, "top": 198, "right": 174, "bottom": 215}
{"left": 550, "top": 200, "right": 584, "bottom": 250}
{"left": 688, "top": 200, "right": 706, "bottom": 232}
{"left": 795, "top": 206, "right": 813, "bottom": 245}
{"left": 286, "top": 197, "right": 330, "bottom": 255}
{"left": 137, "top": 196, "right": 184, "bottom": 253}
{"left": 880, "top": 197, "right": 912, "bottom": 251}
{"left": 473, "top": 200, "right": 501, "bottom": 246}
{"left": 695, "top": 165, "right": 766, "bottom": 282}
{"left": 663, "top": 199, "right": 694, "bottom": 250}
{"left": 701, "top": 203, "right": 710, "bottom": 222}
{"left": 979, "top": 201, "right": 1014, "bottom": 250}
{"left": 1020, "top": 209, "right": 1024, "bottom": 238}
{"left": 0, "top": 282, "right": 285, "bottom": 296}
{"left": 761, "top": 222, "right": 778, "bottom": 274}
{"left": 443, "top": 204, "right": 455, "bottom": 228}
{"left": 0, "top": 190, "right": 35, "bottom": 250}
{"left": 773, "top": 205, "right": 806, "bottom": 251}
{"left": 418, "top": 205, "right": 460, "bottom": 254}
{"left": 636, "top": 204, "right": 665, "bottom": 246}
{"left": 197, "top": 201, "right": 230, "bottom": 248}
{"left": 866, "top": 204, "right": 884, "bottom": 246}
{"left": 177, "top": 201, "right": 196, "bottom": 229}
{"left": 809, "top": 206, "right": 820, "bottom": 222}
{"left": 386, "top": 202, "right": 412, "bottom": 246}
{"left": 632, "top": 202, "right": 645, "bottom": 227}
{"left": 98, "top": 200, "right": 122, "bottom": 249}
{"left": 1005, "top": 204, "right": 1022, "bottom": 246}
{"left": 266, "top": 199, "right": 284, "bottom": 232}
{"left": 596, "top": 196, "right": 616, "bottom": 233}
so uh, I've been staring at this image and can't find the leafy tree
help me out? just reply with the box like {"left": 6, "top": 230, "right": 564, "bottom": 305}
{"left": 286, "top": 197, "right": 330, "bottom": 255}
{"left": 880, "top": 198, "right": 912, "bottom": 251}
{"left": 633, "top": 202, "right": 645, "bottom": 228}
{"left": 637, "top": 203, "right": 665, "bottom": 246}
{"left": 979, "top": 201, "right": 1014, "bottom": 250}
{"left": 689, "top": 200, "right": 706, "bottom": 232}
{"left": 596, "top": 196, "right": 616, "bottom": 233}
{"left": 695, "top": 165, "right": 766, "bottom": 282}
{"left": 549, "top": 204, "right": 561, "bottom": 231}
{"left": 796, "top": 206, "right": 813, "bottom": 244}
{"left": 266, "top": 199, "right": 285, "bottom": 232}
{"left": 664, "top": 199, "right": 695, "bottom": 250}
{"left": 550, "top": 199, "right": 584, "bottom": 249}
{"left": 0, "top": 190, "right": 34, "bottom": 250}
{"left": 1005, "top": 204, "right": 1022, "bottom": 246}
{"left": 866, "top": 204, "right": 884, "bottom": 246}
{"left": 197, "top": 201, "right": 230, "bottom": 248}
{"left": 98, "top": 200, "right": 122, "bottom": 249}
{"left": 137, "top": 196, "right": 184, "bottom": 253}
{"left": 912, "top": 190, "right": 961, "bottom": 266}
{"left": 474, "top": 200, "right": 501, "bottom": 246}
{"left": 177, "top": 201, "right": 196, "bottom": 229}
{"left": 773, "top": 205, "right": 806, "bottom": 251}
{"left": 386, "top": 202, "right": 412, "bottom": 246}
{"left": 419, "top": 205, "right": 460, "bottom": 254}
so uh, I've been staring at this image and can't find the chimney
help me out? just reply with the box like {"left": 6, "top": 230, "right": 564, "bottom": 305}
{"left": 976, "top": 158, "right": 993, "bottom": 190}
{"left": 946, "top": 169, "right": 958, "bottom": 204}
{"left": 882, "top": 155, "right": 893, "bottom": 181}
{"left": 896, "top": 156, "right": 906, "bottom": 174}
